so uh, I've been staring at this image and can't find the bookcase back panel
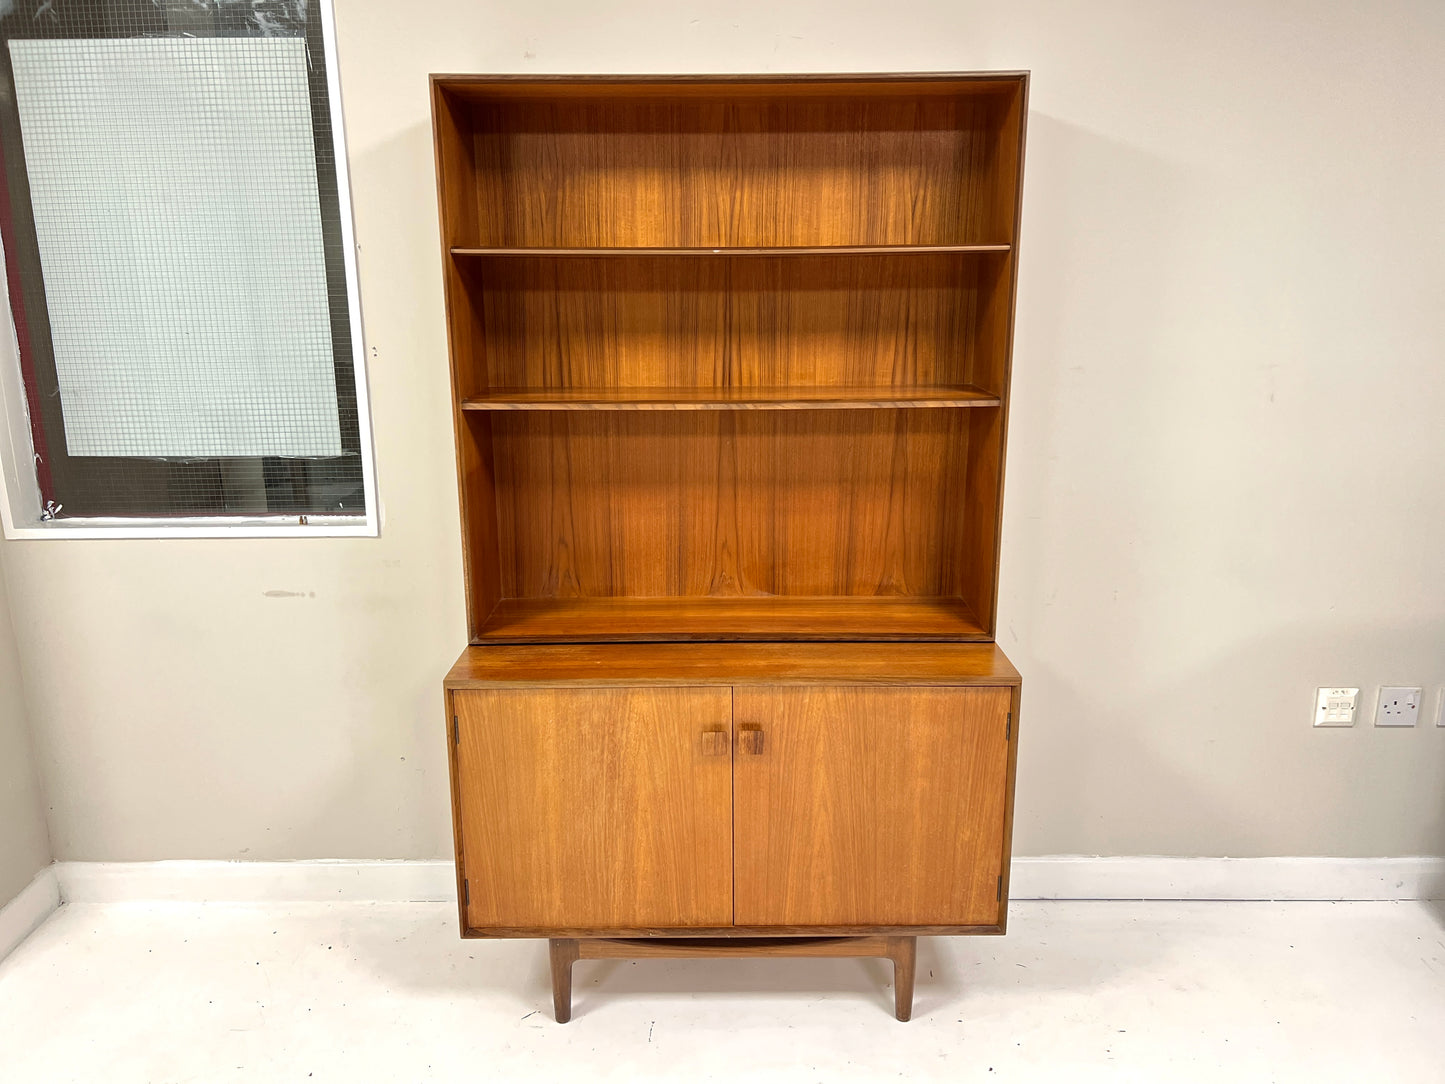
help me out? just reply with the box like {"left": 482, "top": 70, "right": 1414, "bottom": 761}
{"left": 490, "top": 411, "right": 971, "bottom": 600}
{"left": 463, "top": 91, "right": 1019, "bottom": 248}
{"left": 465, "top": 254, "right": 999, "bottom": 395}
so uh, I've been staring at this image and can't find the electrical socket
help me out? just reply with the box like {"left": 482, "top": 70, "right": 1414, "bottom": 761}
{"left": 1374, "top": 686, "right": 1422, "bottom": 727}
{"left": 1314, "top": 687, "right": 1358, "bottom": 727}
{"left": 1436, "top": 690, "right": 1445, "bottom": 727}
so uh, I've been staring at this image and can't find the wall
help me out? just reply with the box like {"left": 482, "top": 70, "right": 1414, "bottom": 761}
{"left": 0, "top": 536, "right": 50, "bottom": 903}
{"left": 3, "top": 0, "right": 1443, "bottom": 861}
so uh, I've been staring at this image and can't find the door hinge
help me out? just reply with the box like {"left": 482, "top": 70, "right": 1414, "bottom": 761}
{"left": 453, "top": 715, "right": 460, "bottom": 746}
{"left": 1006, "top": 712, "right": 1012, "bottom": 741}
{"left": 463, "top": 879, "right": 470, "bottom": 906}
{"left": 997, "top": 875, "right": 1003, "bottom": 901}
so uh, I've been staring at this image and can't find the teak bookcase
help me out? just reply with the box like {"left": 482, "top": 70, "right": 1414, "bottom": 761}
{"left": 434, "top": 71, "right": 1027, "bottom": 1022}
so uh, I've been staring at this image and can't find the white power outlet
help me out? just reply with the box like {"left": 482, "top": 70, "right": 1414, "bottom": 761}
{"left": 1436, "top": 690, "right": 1445, "bottom": 727}
{"left": 1314, "top": 687, "right": 1359, "bottom": 727}
{"left": 1374, "top": 686, "right": 1422, "bottom": 727}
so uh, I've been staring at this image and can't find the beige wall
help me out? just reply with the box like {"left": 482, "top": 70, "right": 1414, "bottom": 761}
{"left": 4, "top": 0, "right": 1444, "bottom": 861}
{"left": 0, "top": 538, "right": 50, "bottom": 902}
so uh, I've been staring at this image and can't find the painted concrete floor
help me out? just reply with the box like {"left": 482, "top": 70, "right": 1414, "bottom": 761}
{"left": 0, "top": 900, "right": 1442, "bottom": 1082}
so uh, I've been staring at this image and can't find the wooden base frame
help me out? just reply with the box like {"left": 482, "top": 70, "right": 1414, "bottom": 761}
{"left": 548, "top": 935, "right": 918, "bottom": 1023}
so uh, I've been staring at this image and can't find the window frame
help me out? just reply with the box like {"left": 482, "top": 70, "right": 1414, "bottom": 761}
{"left": 0, "top": 0, "right": 377, "bottom": 540}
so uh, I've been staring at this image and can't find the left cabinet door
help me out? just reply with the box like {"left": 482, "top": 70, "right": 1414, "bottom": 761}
{"left": 452, "top": 687, "right": 733, "bottom": 930}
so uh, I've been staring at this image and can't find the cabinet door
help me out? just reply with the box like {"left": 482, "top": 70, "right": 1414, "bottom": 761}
{"left": 454, "top": 687, "right": 732, "bottom": 929}
{"left": 734, "top": 686, "right": 1012, "bottom": 927}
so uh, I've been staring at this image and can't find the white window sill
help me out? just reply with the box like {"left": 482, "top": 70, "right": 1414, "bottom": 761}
{"left": 0, "top": 514, "right": 378, "bottom": 540}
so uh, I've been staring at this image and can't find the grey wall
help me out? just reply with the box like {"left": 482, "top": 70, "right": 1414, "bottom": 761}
{"left": 0, "top": 536, "right": 49, "bottom": 903}
{"left": 2, "top": 0, "right": 1443, "bottom": 861}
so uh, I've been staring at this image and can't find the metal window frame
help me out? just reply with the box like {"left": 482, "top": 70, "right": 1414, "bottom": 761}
{"left": 0, "top": 0, "right": 378, "bottom": 540}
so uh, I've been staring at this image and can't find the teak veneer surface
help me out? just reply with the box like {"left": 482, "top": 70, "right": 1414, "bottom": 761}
{"left": 463, "top": 92, "right": 1019, "bottom": 249}
{"left": 445, "top": 641, "right": 1021, "bottom": 687}
{"left": 454, "top": 252, "right": 1006, "bottom": 397}
{"left": 460, "top": 384, "right": 999, "bottom": 410}
{"left": 734, "top": 686, "right": 1011, "bottom": 926}
{"left": 493, "top": 411, "right": 973, "bottom": 600}
{"left": 455, "top": 687, "right": 733, "bottom": 929}
{"left": 472, "top": 596, "right": 986, "bottom": 643}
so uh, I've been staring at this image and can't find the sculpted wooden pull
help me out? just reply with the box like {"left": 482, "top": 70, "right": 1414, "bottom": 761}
{"left": 737, "top": 726, "right": 765, "bottom": 755}
{"left": 700, "top": 729, "right": 729, "bottom": 756}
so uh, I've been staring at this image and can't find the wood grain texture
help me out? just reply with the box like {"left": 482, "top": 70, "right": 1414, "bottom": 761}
{"left": 467, "top": 94, "right": 1017, "bottom": 248}
{"left": 445, "top": 641, "right": 1022, "bottom": 688}
{"left": 733, "top": 686, "right": 1012, "bottom": 926}
{"left": 475, "top": 596, "right": 984, "bottom": 643}
{"left": 462, "top": 253, "right": 992, "bottom": 396}
{"left": 460, "top": 385, "right": 999, "bottom": 411}
{"left": 454, "top": 688, "right": 733, "bottom": 929}
{"left": 492, "top": 411, "right": 971, "bottom": 600}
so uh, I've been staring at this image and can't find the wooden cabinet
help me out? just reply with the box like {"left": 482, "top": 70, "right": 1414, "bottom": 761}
{"left": 450, "top": 680, "right": 1016, "bottom": 935}
{"left": 433, "top": 72, "right": 1028, "bottom": 1020}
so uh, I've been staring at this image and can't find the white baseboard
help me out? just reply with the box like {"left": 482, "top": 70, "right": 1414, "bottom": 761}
{"left": 1010, "top": 856, "right": 1445, "bottom": 902}
{"left": 48, "top": 856, "right": 1445, "bottom": 905}
{"left": 0, "top": 867, "right": 61, "bottom": 963}
{"left": 56, "top": 859, "right": 456, "bottom": 904}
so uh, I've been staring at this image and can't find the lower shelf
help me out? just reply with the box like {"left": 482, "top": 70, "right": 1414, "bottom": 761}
{"left": 474, "top": 595, "right": 986, "bottom": 642}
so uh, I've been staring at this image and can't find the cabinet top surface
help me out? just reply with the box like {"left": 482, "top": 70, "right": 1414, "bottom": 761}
{"left": 430, "top": 71, "right": 1028, "bottom": 99}
{"left": 432, "top": 70, "right": 1027, "bottom": 84}
{"left": 445, "top": 642, "right": 1020, "bottom": 688}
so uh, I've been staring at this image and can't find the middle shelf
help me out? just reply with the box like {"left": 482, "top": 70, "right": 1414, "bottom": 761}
{"left": 460, "top": 384, "right": 1001, "bottom": 411}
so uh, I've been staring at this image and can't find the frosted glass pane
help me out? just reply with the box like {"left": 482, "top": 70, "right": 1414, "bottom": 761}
{"left": 8, "top": 37, "right": 342, "bottom": 458}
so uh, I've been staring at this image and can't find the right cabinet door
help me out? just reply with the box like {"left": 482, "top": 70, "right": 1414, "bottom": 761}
{"left": 733, "top": 686, "right": 1012, "bottom": 927}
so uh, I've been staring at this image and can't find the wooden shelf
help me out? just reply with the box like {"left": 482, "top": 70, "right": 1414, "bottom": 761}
{"left": 451, "top": 244, "right": 1011, "bottom": 257}
{"left": 474, "top": 596, "right": 987, "bottom": 644}
{"left": 447, "top": 641, "right": 1021, "bottom": 688}
{"left": 461, "top": 385, "right": 1001, "bottom": 411}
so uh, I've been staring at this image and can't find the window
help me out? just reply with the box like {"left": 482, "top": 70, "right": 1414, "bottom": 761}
{"left": 0, "top": 0, "right": 375, "bottom": 538}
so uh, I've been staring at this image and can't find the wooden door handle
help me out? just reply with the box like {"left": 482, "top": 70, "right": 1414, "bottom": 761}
{"left": 700, "top": 729, "right": 729, "bottom": 756}
{"left": 737, "top": 726, "right": 765, "bottom": 755}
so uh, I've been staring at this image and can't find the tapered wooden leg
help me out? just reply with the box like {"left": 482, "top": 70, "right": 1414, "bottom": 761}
{"left": 888, "top": 936, "right": 916, "bottom": 1022}
{"left": 549, "top": 938, "right": 580, "bottom": 1023}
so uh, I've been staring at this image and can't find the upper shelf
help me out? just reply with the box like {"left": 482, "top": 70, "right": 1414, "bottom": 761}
{"left": 461, "top": 384, "right": 1001, "bottom": 411}
{"left": 450, "top": 244, "right": 1011, "bottom": 258}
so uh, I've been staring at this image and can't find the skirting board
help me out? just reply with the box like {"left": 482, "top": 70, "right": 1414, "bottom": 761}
{"left": 51, "top": 856, "right": 1445, "bottom": 905}
{"left": 0, "top": 867, "right": 61, "bottom": 964}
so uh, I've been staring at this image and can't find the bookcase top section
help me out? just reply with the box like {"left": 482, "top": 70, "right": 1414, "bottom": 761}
{"left": 446, "top": 641, "right": 1021, "bottom": 689}
{"left": 433, "top": 70, "right": 1027, "bottom": 644}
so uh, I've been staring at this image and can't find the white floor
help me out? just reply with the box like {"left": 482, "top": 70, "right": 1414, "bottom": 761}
{"left": 0, "top": 901, "right": 1442, "bottom": 1082}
